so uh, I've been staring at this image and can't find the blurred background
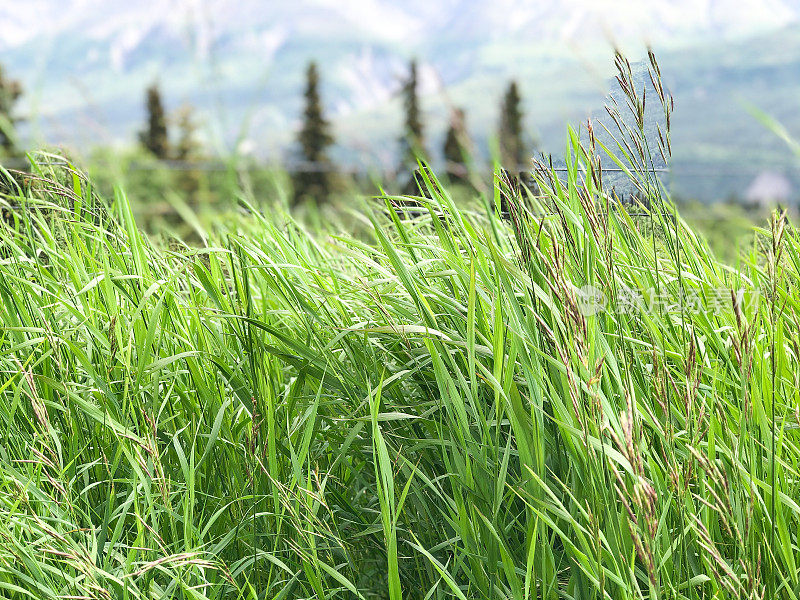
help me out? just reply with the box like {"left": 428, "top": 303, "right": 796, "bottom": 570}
{"left": 1, "top": 0, "right": 799, "bottom": 256}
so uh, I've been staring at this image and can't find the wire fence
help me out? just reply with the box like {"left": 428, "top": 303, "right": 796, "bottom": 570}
{"left": 5, "top": 155, "right": 794, "bottom": 176}
{"left": 0, "top": 156, "right": 672, "bottom": 173}
{"left": 0, "top": 156, "right": 793, "bottom": 223}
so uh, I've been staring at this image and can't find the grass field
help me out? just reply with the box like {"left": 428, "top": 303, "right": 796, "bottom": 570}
{"left": 1, "top": 55, "right": 799, "bottom": 599}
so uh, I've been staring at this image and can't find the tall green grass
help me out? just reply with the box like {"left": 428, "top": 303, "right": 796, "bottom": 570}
{"left": 0, "top": 54, "right": 799, "bottom": 599}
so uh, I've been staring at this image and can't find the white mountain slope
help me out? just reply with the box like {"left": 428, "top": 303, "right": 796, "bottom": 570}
{"left": 3, "top": 0, "right": 799, "bottom": 55}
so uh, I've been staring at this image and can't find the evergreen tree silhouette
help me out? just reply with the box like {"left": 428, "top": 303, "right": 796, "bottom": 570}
{"left": 499, "top": 81, "right": 525, "bottom": 171}
{"left": 139, "top": 83, "right": 169, "bottom": 159}
{"left": 293, "top": 61, "right": 335, "bottom": 205}
{"left": 443, "top": 107, "right": 471, "bottom": 185}
{"left": 0, "top": 64, "right": 23, "bottom": 156}
{"left": 400, "top": 60, "right": 426, "bottom": 194}
{"left": 174, "top": 104, "right": 201, "bottom": 200}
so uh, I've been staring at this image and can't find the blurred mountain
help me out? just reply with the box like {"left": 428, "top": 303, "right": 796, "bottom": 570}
{"left": 2, "top": 0, "right": 800, "bottom": 200}
{"left": 4, "top": 0, "right": 799, "bottom": 51}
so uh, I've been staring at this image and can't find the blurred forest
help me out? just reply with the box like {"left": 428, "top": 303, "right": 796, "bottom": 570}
{"left": 0, "top": 54, "right": 783, "bottom": 263}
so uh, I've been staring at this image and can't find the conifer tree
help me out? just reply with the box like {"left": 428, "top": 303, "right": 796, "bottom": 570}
{"left": 293, "top": 61, "right": 335, "bottom": 204}
{"left": 139, "top": 83, "right": 169, "bottom": 159}
{"left": 0, "top": 64, "right": 23, "bottom": 156}
{"left": 175, "top": 105, "right": 199, "bottom": 162}
{"left": 443, "top": 107, "right": 471, "bottom": 185}
{"left": 498, "top": 81, "right": 525, "bottom": 171}
{"left": 400, "top": 60, "right": 426, "bottom": 166}
{"left": 174, "top": 104, "right": 201, "bottom": 200}
{"left": 399, "top": 59, "right": 428, "bottom": 194}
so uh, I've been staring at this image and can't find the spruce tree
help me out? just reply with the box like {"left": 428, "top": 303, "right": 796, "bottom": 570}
{"left": 293, "top": 61, "right": 334, "bottom": 204}
{"left": 443, "top": 107, "right": 470, "bottom": 185}
{"left": 0, "top": 64, "right": 23, "bottom": 156}
{"left": 499, "top": 81, "right": 525, "bottom": 171}
{"left": 400, "top": 59, "right": 426, "bottom": 194}
{"left": 174, "top": 104, "right": 201, "bottom": 200}
{"left": 401, "top": 60, "right": 425, "bottom": 164}
{"left": 175, "top": 105, "right": 199, "bottom": 162}
{"left": 139, "top": 83, "right": 169, "bottom": 159}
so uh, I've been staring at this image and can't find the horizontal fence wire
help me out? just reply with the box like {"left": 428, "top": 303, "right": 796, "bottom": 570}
{"left": 2, "top": 157, "right": 797, "bottom": 177}
{"left": 0, "top": 158, "right": 785, "bottom": 222}
{"left": 0, "top": 157, "right": 671, "bottom": 174}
